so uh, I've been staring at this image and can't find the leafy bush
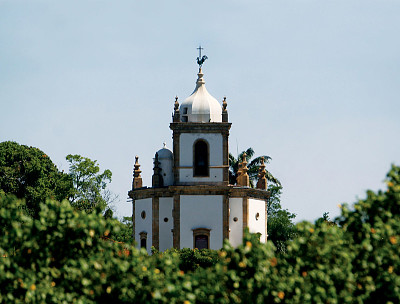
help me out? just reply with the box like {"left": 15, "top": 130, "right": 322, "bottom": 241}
{"left": 161, "top": 248, "right": 220, "bottom": 273}
{"left": 0, "top": 165, "right": 399, "bottom": 303}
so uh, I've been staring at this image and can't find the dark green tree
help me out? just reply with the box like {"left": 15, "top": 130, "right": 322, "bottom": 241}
{"left": 267, "top": 185, "right": 297, "bottom": 253}
{"left": 103, "top": 208, "right": 114, "bottom": 220}
{"left": 66, "top": 154, "right": 114, "bottom": 213}
{"left": 0, "top": 141, "right": 72, "bottom": 216}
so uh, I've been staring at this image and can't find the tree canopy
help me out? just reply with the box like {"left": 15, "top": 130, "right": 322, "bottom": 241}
{"left": 0, "top": 141, "right": 72, "bottom": 216}
{"left": 66, "top": 154, "right": 113, "bottom": 213}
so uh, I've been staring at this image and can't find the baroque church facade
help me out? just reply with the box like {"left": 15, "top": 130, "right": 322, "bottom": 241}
{"left": 128, "top": 62, "right": 270, "bottom": 254}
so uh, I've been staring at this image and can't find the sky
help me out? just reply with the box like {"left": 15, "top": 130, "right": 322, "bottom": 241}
{"left": 1, "top": 0, "right": 399, "bottom": 222}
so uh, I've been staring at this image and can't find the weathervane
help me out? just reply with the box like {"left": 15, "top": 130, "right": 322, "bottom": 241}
{"left": 196, "top": 45, "right": 208, "bottom": 68}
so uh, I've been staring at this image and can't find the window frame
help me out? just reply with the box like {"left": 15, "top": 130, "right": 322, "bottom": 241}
{"left": 192, "top": 228, "right": 211, "bottom": 249}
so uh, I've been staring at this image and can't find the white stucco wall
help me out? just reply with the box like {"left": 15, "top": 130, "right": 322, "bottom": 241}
{"left": 248, "top": 198, "right": 266, "bottom": 243}
{"left": 135, "top": 198, "right": 152, "bottom": 254}
{"left": 229, "top": 198, "right": 243, "bottom": 247}
{"left": 180, "top": 195, "right": 223, "bottom": 249}
{"left": 159, "top": 197, "right": 173, "bottom": 252}
{"left": 179, "top": 133, "right": 223, "bottom": 183}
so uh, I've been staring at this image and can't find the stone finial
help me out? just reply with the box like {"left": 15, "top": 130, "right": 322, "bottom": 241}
{"left": 174, "top": 96, "right": 179, "bottom": 111}
{"left": 152, "top": 152, "right": 164, "bottom": 187}
{"left": 256, "top": 156, "right": 268, "bottom": 190}
{"left": 241, "top": 153, "right": 249, "bottom": 175}
{"left": 237, "top": 153, "right": 250, "bottom": 187}
{"left": 132, "top": 156, "right": 143, "bottom": 189}
{"left": 222, "top": 97, "right": 228, "bottom": 122}
{"left": 236, "top": 161, "right": 243, "bottom": 183}
{"left": 173, "top": 96, "right": 180, "bottom": 122}
{"left": 196, "top": 68, "right": 205, "bottom": 85}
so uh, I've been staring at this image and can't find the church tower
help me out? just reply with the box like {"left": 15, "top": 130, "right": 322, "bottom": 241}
{"left": 171, "top": 67, "right": 230, "bottom": 186}
{"left": 128, "top": 53, "right": 270, "bottom": 253}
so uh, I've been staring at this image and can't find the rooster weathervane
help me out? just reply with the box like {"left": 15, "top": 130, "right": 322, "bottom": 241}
{"left": 196, "top": 45, "right": 208, "bottom": 68}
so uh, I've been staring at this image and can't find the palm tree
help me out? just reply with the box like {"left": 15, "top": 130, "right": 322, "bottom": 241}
{"left": 229, "top": 147, "right": 281, "bottom": 187}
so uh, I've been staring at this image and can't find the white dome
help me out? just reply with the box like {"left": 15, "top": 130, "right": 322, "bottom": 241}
{"left": 180, "top": 68, "right": 222, "bottom": 123}
{"left": 156, "top": 143, "right": 174, "bottom": 186}
{"left": 157, "top": 143, "right": 173, "bottom": 159}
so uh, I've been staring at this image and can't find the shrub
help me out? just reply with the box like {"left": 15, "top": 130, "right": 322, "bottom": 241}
{"left": 0, "top": 165, "right": 399, "bottom": 303}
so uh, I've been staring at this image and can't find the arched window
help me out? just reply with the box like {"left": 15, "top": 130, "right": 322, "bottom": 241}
{"left": 194, "top": 140, "right": 209, "bottom": 177}
{"left": 139, "top": 231, "right": 147, "bottom": 249}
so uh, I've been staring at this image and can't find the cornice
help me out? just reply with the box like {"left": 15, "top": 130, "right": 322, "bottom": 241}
{"left": 169, "top": 122, "right": 231, "bottom": 133}
{"left": 128, "top": 185, "right": 270, "bottom": 201}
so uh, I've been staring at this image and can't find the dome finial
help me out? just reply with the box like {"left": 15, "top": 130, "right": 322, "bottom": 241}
{"left": 196, "top": 45, "right": 208, "bottom": 68}
{"left": 196, "top": 67, "right": 205, "bottom": 85}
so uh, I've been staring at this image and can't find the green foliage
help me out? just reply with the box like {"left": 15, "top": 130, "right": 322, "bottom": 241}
{"left": 162, "top": 248, "right": 221, "bottom": 273}
{"left": 103, "top": 208, "right": 114, "bottom": 220}
{"left": 315, "top": 212, "right": 336, "bottom": 227}
{"left": 109, "top": 217, "right": 134, "bottom": 244}
{"left": 0, "top": 195, "right": 188, "bottom": 303}
{"left": 335, "top": 164, "right": 400, "bottom": 302}
{"left": 229, "top": 147, "right": 280, "bottom": 187}
{"left": 0, "top": 141, "right": 72, "bottom": 217}
{"left": 267, "top": 185, "right": 297, "bottom": 253}
{"left": 66, "top": 154, "right": 113, "bottom": 213}
{"left": 1, "top": 165, "right": 399, "bottom": 303}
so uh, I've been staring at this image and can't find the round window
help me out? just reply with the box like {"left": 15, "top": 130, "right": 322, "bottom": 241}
{"left": 141, "top": 211, "right": 146, "bottom": 219}
{"left": 164, "top": 217, "right": 169, "bottom": 222}
{"left": 233, "top": 217, "right": 238, "bottom": 222}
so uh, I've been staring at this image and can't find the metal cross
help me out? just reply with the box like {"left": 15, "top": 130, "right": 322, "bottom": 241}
{"left": 197, "top": 45, "right": 204, "bottom": 59}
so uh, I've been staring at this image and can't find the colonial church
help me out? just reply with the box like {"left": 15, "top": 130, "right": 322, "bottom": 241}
{"left": 128, "top": 56, "right": 270, "bottom": 254}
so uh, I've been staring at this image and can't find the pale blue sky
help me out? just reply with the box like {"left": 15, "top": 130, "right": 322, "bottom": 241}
{"left": 1, "top": 0, "right": 399, "bottom": 221}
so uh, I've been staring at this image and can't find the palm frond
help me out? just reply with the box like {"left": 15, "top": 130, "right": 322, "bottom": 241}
{"left": 237, "top": 147, "right": 254, "bottom": 162}
{"left": 248, "top": 155, "right": 271, "bottom": 169}
{"left": 245, "top": 147, "right": 255, "bottom": 159}
{"left": 228, "top": 147, "right": 281, "bottom": 187}
{"left": 266, "top": 170, "right": 281, "bottom": 186}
